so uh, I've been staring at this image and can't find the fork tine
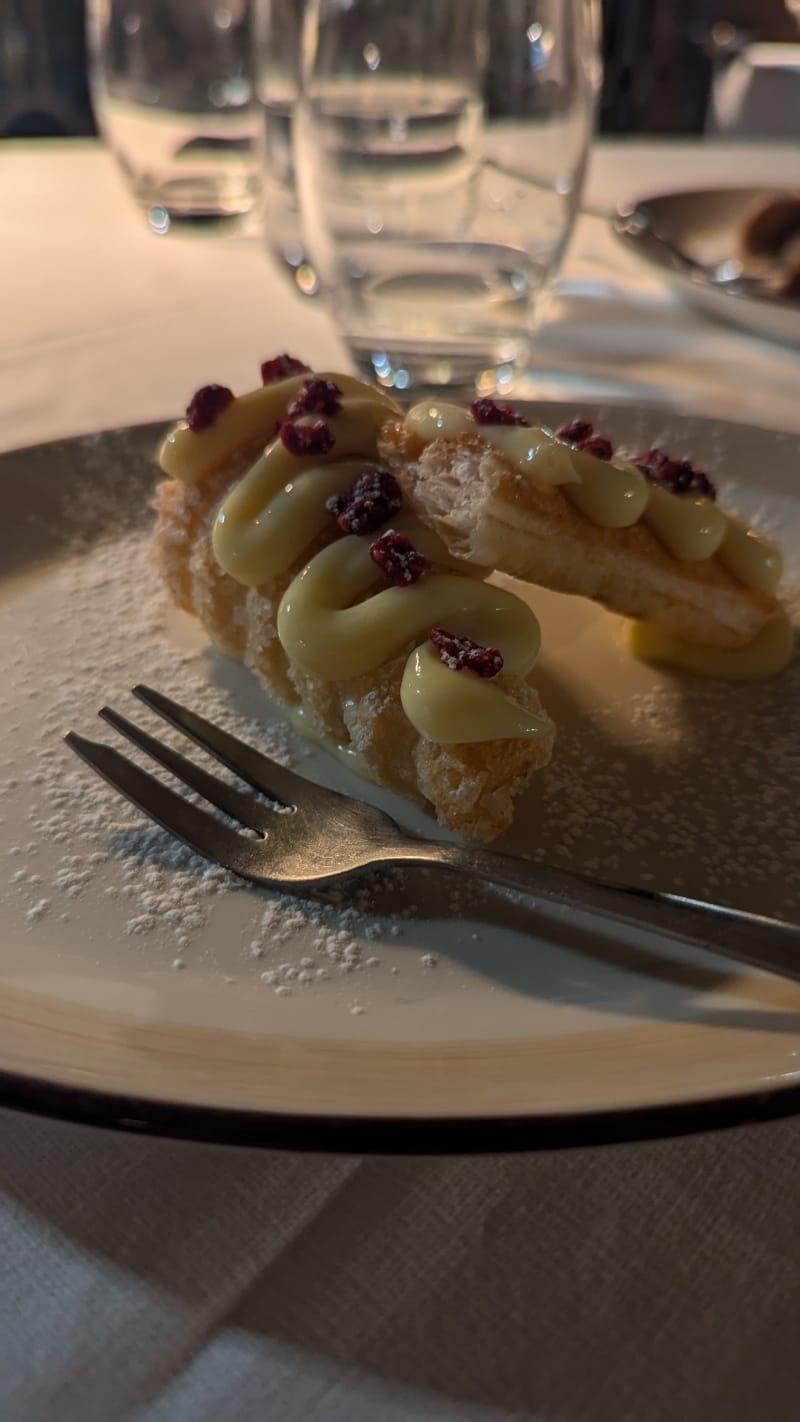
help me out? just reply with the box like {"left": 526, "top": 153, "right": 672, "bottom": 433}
{"left": 99, "top": 706, "right": 271, "bottom": 834}
{"left": 64, "top": 732, "right": 263, "bottom": 880}
{"left": 132, "top": 685, "right": 313, "bottom": 808}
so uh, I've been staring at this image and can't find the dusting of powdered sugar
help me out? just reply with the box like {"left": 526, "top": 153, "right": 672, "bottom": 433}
{"left": 3, "top": 527, "right": 453, "bottom": 1006}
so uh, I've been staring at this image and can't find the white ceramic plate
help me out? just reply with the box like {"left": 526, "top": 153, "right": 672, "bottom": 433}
{"left": 614, "top": 187, "right": 800, "bottom": 348}
{"left": 1, "top": 406, "right": 799, "bottom": 1150}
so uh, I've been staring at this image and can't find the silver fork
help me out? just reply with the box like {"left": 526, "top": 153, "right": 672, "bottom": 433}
{"left": 65, "top": 685, "right": 800, "bottom": 984}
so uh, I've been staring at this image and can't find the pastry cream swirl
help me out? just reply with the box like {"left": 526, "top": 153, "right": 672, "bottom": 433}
{"left": 159, "top": 373, "right": 399, "bottom": 485}
{"left": 404, "top": 401, "right": 782, "bottom": 592}
{"left": 401, "top": 643, "right": 547, "bottom": 743}
{"left": 213, "top": 399, "right": 394, "bottom": 587}
{"left": 159, "top": 374, "right": 550, "bottom": 745}
{"left": 277, "top": 511, "right": 540, "bottom": 682}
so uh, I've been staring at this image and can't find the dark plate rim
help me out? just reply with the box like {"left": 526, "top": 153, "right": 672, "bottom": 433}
{"left": 1, "top": 1065, "right": 799, "bottom": 1153}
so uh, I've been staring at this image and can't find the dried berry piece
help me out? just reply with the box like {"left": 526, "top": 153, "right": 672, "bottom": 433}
{"left": 555, "top": 419, "right": 614, "bottom": 460}
{"left": 578, "top": 434, "right": 613, "bottom": 460}
{"left": 369, "top": 531, "right": 427, "bottom": 586}
{"left": 634, "top": 447, "right": 716, "bottom": 500}
{"left": 326, "top": 468, "right": 403, "bottom": 535}
{"left": 430, "top": 627, "right": 504, "bottom": 678}
{"left": 288, "top": 377, "right": 342, "bottom": 418}
{"left": 260, "top": 354, "right": 310, "bottom": 384}
{"left": 676, "top": 460, "right": 713, "bottom": 500}
{"left": 555, "top": 417, "right": 594, "bottom": 445}
{"left": 470, "top": 397, "right": 531, "bottom": 427}
{"left": 633, "top": 447, "right": 672, "bottom": 481}
{"left": 185, "top": 384, "right": 234, "bottom": 432}
{"left": 279, "top": 420, "right": 334, "bottom": 456}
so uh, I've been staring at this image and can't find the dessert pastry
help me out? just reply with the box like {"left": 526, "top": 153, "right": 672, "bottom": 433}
{"left": 738, "top": 192, "right": 800, "bottom": 302}
{"left": 153, "top": 363, "right": 790, "bottom": 838}
{"left": 153, "top": 361, "right": 556, "bottom": 841}
{"left": 378, "top": 398, "right": 791, "bottom": 679}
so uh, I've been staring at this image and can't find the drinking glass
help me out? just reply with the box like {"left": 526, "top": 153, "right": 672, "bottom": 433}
{"left": 253, "top": 0, "right": 320, "bottom": 293}
{"left": 295, "top": 0, "right": 599, "bottom": 394}
{"left": 87, "top": 0, "right": 265, "bottom": 230}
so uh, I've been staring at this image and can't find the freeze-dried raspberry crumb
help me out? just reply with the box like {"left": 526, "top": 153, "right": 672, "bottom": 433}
{"left": 430, "top": 628, "right": 504, "bottom": 677}
{"left": 470, "top": 397, "right": 531, "bottom": 427}
{"left": 556, "top": 418, "right": 614, "bottom": 461}
{"left": 578, "top": 435, "right": 614, "bottom": 460}
{"left": 288, "top": 377, "right": 342, "bottom": 418}
{"left": 635, "top": 447, "right": 673, "bottom": 481}
{"left": 278, "top": 420, "right": 334, "bottom": 456}
{"left": 185, "top": 384, "right": 234, "bottom": 432}
{"left": 634, "top": 447, "right": 716, "bottom": 499}
{"left": 369, "top": 531, "right": 427, "bottom": 585}
{"left": 260, "top": 354, "right": 310, "bottom": 384}
{"left": 326, "top": 468, "right": 402, "bottom": 534}
{"left": 555, "top": 417, "right": 594, "bottom": 445}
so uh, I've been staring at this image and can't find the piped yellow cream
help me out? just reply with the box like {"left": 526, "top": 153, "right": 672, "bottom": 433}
{"left": 234, "top": 458, "right": 371, "bottom": 583}
{"left": 159, "top": 373, "right": 400, "bottom": 486}
{"left": 718, "top": 515, "right": 783, "bottom": 593}
{"left": 629, "top": 612, "right": 794, "bottom": 681}
{"left": 565, "top": 455, "right": 649, "bottom": 528}
{"left": 403, "top": 401, "right": 783, "bottom": 591}
{"left": 401, "top": 641, "right": 552, "bottom": 744}
{"left": 405, "top": 401, "right": 579, "bottom": 486}
{"left": 213, "top": 399, "right": 394, "bottom": 586}
{"left": 405, "top": 401, "right": 473, "bottom": 441}
{"left": 642, "top": 484, "right": 727, "bottom": 561}
{"left": 277, "top": 515, "right": 539, "bottom": 683}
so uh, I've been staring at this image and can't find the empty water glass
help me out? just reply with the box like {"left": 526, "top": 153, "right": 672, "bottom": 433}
{"left": 88, "top": 0, "right": 265, "bottom": 230}
{"left": 295, "top": 0, "right": 599, "bottom": 393}
{"left": 253, "top": 0, "right": 320, "bottom": 293}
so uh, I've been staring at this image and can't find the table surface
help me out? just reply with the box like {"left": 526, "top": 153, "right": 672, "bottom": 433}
{"left": 2, "top": 138, "right": 799, "bottom": 1422}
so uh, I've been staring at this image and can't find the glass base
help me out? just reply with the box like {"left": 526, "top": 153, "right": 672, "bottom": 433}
{"left": 348, "top": 340, "right": 528, "bottom": 399}
{"left": 127, "top": 173, "right": 261, "bottom": 232}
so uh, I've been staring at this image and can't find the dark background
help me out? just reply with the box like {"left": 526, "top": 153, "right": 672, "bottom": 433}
{"left": 1, "top": 0, "right": 797, "bottom": 140}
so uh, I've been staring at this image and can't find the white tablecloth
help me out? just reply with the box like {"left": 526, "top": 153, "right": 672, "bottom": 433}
{"left": 2, "top": 139, "right": 800, "bottom": 1422}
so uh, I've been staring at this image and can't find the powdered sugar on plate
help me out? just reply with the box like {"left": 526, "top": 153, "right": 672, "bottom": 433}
{"left": 2, "top": 530, "right": 436, "bottom": 999}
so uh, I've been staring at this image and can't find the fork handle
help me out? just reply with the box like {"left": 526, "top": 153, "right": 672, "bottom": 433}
{"left": 412, "top": 843, "right": 800, "bottom": 984}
